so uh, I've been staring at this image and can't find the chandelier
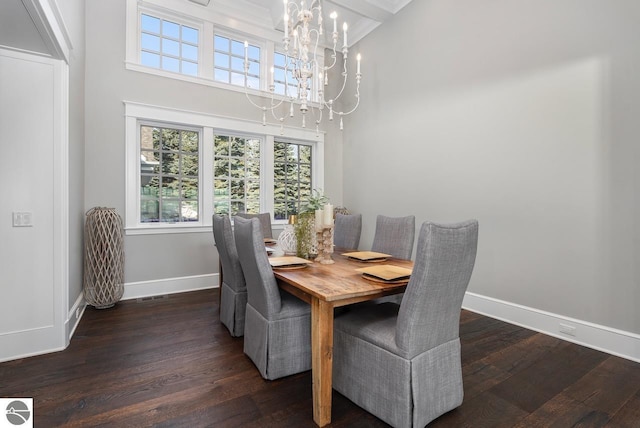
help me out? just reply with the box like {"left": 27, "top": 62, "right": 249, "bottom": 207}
{"left": 244, "top": 0, "right": 362, "bottom": 134}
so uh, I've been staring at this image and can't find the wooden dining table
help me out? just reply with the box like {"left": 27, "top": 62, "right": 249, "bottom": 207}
{"left": 272, "top": 249, "right": 413, "bottom": 427}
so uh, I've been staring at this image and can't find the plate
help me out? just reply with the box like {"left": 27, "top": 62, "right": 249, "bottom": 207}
{"left": 272, "top": 264, "right": 309, "bottom": 271}
{"left": 361, "top": 274, "right": 410, "bottom": 284}
{"left": 355, "top": 265, "right": 412, "bottom": 282}
{"left": 342, "top": 251, "right": 392, "bottom": 262}
{"left": 269, "top": 256, "right": 313, "bottom": 269}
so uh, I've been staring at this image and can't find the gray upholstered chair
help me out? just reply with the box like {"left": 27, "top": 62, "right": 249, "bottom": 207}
{"left": 235, "top": 212, "right": 273, "bottom": 239}
{"left": 371, "top": 214, "right": 416, "bottom": 260}
{"left": 233, "top": 216, "right": 312, "bottom": 380}
{"left": 212, "top": 215, "right": 247, "bottom": 337}
{"left": 333, "top": 220, "right": 479, "bottom": 427}
{"left": 334, "top": 213, "right": 362, "bottom": 249}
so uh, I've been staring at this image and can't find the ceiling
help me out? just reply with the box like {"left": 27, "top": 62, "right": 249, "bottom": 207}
{"left": 233, "top": 0, "right": 414, "bottom": 45}
{"left": 0, "top": 0, "right": 414, "bottom": 59}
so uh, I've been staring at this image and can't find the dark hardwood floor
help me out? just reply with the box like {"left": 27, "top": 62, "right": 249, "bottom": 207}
{"left": 1, "top": 289, "right": 639, "bottom": 427}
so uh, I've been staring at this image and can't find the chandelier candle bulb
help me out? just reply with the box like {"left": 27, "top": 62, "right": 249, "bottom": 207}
{"left": 343, "top": 22, "right": 348, "bottom": 47}
{"left": 331, "top": 11, "right": 337, "bottom": 33}
{"left": 357, "top": 54, "right": 361, "bottom": 74}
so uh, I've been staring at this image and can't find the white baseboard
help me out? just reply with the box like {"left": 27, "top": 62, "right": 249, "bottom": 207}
{"left": 122, "top": 273, "right": 219, "bottom": 301}
{"left": 66, "top": 292, "right": 86, "bottom": 341}
{"left": 462, "top": 291, "right": 640, "bottom": 363}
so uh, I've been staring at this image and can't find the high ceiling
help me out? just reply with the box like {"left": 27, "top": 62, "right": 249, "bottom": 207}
{"left": 234, "top": 0, "right": 414, "bottom": 45}
{"left": 0, "top": 0, "right": 414, "bottom": 59}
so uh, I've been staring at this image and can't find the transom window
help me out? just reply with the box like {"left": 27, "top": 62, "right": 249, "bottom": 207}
{"left": 214, "top": 35, "right": 260, "bottom": 89}
{"left": 140, "top": 124, "right": 199, "bottom": 223}
{"left": 140, "top": 14, "right": 199, "bottom": 76}
{"left": 214, "top": 134, "right": 262, "bottom": 216}
{"left": 273, "top": 52, "right": 298, "bottom": 98}
{"left": 273, "top": 141, "right": 312, "bottom": 220}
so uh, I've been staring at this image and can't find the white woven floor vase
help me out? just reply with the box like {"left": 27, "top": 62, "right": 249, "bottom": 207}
{"left": 84, "top": 207, "right": 125, "bottom": 308}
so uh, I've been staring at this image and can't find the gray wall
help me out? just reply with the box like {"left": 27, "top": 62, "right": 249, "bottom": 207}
{"left": 84, "top": 0, "right": 341, "bottom": 284}
{"left": 343, "top": 0, "right": 640, "bottom": 333}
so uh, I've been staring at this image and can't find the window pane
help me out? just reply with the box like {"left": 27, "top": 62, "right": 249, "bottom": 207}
{"left": 182, "top": 61, "right": 198, "bottom": 76}
{"left": 141, "top": 14, "right": 160, "bottom": 33}
{"left": 273, "top": 141, "right": 312, "bottom": 219}
{"left": 214, "top": 136, "right": 229, "bottom": 156}
{"left": 182, "top": 43, "right": 197, "bottom": 61}
{"left": 162, "top": 20, "right": 180, "bottom": 39}
{"left": 214, "top": 52, "right": 229, "bottom": 68}
{"left": 274, "top": 52, "right": 285, "bottom": 67}
{"left": 248, "top": 45, "right": 260, "bottom": 61}
{"left": 162, "top": 56, "right": 180, "bottom": 72}
{"left": 230, "top": 72, "right": 245, "bottom": 86}
{"left": 230, "top": 40, "right": 244, "bottom": 56}
{"left": 162, "top": 38, "right": 180, "bottom": 56}
{"left": 214, "top": 133, "right": 262, "bottom": 221}
{"left": 140, "top": 125, "right": 200, "bottom": 224}
{"left": 230, "top": 138, "right": 244, "bottom": 157}
{"left": 141, "top": 33, "right": 160, "bottom": 52}
{"left": 182, "top": 26, "right": 198, "bottom": 44}
{"left": 231, "top": 56, "right": 244, "bottom": 72}
{"left": 141, "top": 51, "right": 160, "bottom": 68}
{"left": 161, "top": 200, "right": 180, "bottom": 222}
{"left": 214, "top": 68, "right": 229, "bottom": 83}
{"left": 214, "top": 35, "right": 229, "bottom": 50}
{"left": 183, "top": 131, "right": 199, "bottom": 152}
{"left": 182, "top": 201, "right": 198, "bottom": 221}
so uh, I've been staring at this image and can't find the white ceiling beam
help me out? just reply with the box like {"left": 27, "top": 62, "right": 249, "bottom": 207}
{"left": 326, "top": 0, "right": 393, "bottom": 23}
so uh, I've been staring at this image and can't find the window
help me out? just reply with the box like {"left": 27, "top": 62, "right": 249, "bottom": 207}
{"left": 214, "top": 35, "right": 260, "bottom": 89}
{"left": 125, "top": 102, "right": 324, "bottom": 234}
{"left": 273, "top": 141, "right": 312, "bottom": 220}
{"left": 139, "top": 124, "right": 199, "bottom": 223}
{"left": 140, "top": 14, "right": 199, "bottom": 76}
{"left": 214, "top": 134, "right": 261, "bottom": 216}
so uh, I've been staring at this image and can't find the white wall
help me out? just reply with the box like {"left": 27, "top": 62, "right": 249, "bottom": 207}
{"left": 0, "top": 49, "right": 67, "bottom": 361}
{"left": 84, "top": 0, "right": 342, "bottom": 294}
{"left": 344, "top": 0, "right": 640, "bottom": 340}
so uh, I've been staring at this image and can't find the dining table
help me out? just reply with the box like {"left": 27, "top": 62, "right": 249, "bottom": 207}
{"left": 272, "top": 248, "right": 414, "bottom": 427}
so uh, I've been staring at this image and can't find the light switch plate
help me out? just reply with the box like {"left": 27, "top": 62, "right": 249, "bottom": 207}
{"left": 12, "top": 212, "right": 33, "bottom": 227}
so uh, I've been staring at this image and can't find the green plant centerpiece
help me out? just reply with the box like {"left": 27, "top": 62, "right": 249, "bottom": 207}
{"left": 295, "top": 189, "right": 329, "bottom": 259}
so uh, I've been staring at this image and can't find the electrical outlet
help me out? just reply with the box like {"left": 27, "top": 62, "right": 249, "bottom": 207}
{"left": 559, "top": 323, "right": 576, "bottom": 336}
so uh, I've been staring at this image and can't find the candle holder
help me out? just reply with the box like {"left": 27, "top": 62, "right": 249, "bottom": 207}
{"left": 315, "top": 225, "right": 335, "bottom": 265}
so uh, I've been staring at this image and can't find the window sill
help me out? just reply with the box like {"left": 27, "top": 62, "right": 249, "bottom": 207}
{"left": 125, "top": 225, "right": 211, "bottom": 236}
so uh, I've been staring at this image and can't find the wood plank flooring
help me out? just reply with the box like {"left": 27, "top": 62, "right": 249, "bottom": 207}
{"left": 1, "top": 289, "right": 639, "bottom": 427}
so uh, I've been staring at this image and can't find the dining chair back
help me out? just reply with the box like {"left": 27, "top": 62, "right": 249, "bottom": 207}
{"left": 334, "top": 213, "right": 362, "bottom": 249}
{"left": 212, "top": 214, "right": 247, "bottom": 337}
{"left": 235, "top": 212, "right": 273, "bottom": 239}
{"left": 233, "top": 216, "right": 312, "bottom": 380}
{"left": 333, "top": 219, "right": 479, "bottom": 428}
{"left": 371, "top": 214, "right": 415, "bottom": 260}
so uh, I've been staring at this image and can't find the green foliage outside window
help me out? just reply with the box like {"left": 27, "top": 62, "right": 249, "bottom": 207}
{"left": 214, "top": 134, "right": 261, "bottom": 217}
{"left": 140, "top": 125, "right": 199, "bottom": 223}
{"left": 274, "top": 141, "right": 312, "bottom": 220}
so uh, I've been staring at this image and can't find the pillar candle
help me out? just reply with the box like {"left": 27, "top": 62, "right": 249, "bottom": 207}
{"left": 315, "top": 209, "right": 323, "bottom": 231}
{"left": 323, "top": 204, "right": 333, "bottom": 226}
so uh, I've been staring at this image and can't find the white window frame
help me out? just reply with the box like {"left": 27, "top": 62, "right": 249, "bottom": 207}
{"left": 125, "top": 0, "right": 324, "bottom": 104}
{"left": 124, "top": 101, "right": 324, "bottom": 235}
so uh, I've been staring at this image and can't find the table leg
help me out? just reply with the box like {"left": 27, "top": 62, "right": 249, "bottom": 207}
{"left": 311, "top": 298, "right": 333, "bottom": 426}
